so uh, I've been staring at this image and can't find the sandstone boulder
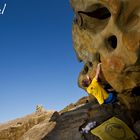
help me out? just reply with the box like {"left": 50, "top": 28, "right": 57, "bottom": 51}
{"left": 71, "top": 0, "right": 140, "bottom": 93}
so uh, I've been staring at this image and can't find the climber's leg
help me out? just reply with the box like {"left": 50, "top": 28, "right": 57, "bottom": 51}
{"left": 104, "top": 93, "right": 116, "bottom": 104}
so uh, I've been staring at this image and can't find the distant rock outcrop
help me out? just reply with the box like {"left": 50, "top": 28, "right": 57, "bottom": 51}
{"left": 0, "top": 109, "right": 55, "bottom": 140}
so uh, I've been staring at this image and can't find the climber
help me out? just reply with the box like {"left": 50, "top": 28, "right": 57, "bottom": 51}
{"left": 82, "top": 63, "right": 116, "bottom": 105}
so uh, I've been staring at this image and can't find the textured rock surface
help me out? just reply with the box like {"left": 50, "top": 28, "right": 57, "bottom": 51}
{"left": 19, "top": 120, "right": 56, "bottom": 140}
{"left": 0, "top": 0, "right": 140, "bottom": 140}
{"left": 0, "top": 110, "right": 55, "bottom": 140}
{"left": 71, "top": 0, "right": 140, "bottom": 93}
{"left": 43, "top": 101, "right": 140, "bottom": 140}
{"left": 0, "top": 98, "right": 140, "bottom": 140}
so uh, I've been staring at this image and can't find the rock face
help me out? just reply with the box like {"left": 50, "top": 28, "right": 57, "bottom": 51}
{"left": 0, "top": 110, "right": 55, "bottom": 140}
{"left": 71, "top": 0, "right": 140, "bottom": 93}
{"left": 0, "top": 1, "right": 140, "bottom": 140}
{"left": 43, "top": 102, "right": 140, "bottom": 140}
{"left": 0, "top": 98, "right": 140, "bottom": 140}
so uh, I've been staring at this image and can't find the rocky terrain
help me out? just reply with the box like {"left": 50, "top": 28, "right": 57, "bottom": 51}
{"left": 0, "top": 96, "right": 140, "bottom": 140}
{"left": 0, "top": 0, "right": 140, "bottom": 139}
{"left": 0, "top": 106, "right": 55, "bottom": 140}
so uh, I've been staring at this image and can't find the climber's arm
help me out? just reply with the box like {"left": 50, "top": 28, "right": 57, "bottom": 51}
{"left": 95, "top": 63, "right": 102, "bottom": 81}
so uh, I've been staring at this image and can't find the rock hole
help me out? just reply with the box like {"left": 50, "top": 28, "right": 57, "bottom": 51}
{"left": 88, "top": 62, "right": 93, "bottom": 67}
{"left": 108, "top": 35, "right": 117, "bottom": 49}
{"left": 74, "top": 13, "right": 83, "bottom": 27}
{"left": 95, "top": 53, "right": 101, "bottom": 62}
{"left": 83, "top": 65, "right": 89, "bottom": 74}
{"left": 132, "top": 86, "right": 140, "bottom": 96}
{"left": 98, "top": 54, "right": 101, "bottom": 62}
{"left": 80, "top": 7, "right": 111, "bottom": 20}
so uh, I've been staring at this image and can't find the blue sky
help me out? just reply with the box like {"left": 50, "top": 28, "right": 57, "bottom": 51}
{"left": 0, "top": 0, "right": 86, "bottom": 122}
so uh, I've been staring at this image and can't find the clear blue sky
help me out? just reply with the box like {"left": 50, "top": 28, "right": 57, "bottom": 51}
{"left": 0, "top": 0, "right": 86, "bottom": 122}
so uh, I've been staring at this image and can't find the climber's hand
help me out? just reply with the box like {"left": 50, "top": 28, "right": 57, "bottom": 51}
{"left": 97, "top": 63, "right": 102, "bottom": 68}
{"left": 86, "top": 75, "right": 90, "bottom": 80}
